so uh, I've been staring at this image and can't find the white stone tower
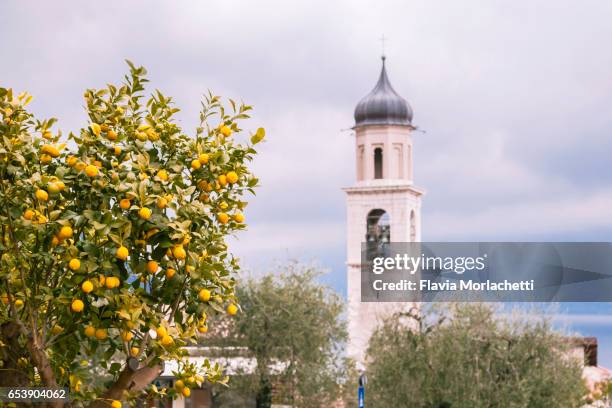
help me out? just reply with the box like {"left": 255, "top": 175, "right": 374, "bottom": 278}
{"left": 345, "top": 56, "right": 424, "bottom": 365}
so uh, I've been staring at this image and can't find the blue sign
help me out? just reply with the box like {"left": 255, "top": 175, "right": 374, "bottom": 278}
{"left": 358, "top": 385, "right": 365, "bottom": 408}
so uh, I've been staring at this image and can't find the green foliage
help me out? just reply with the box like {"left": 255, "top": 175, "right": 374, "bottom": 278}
{"left": 0, "top": 62, "right": 263, "bottom": 403}
{"left": 365, "top": 304, "right": 586, "bottom": 408}
{"left": 208, "top": 262, "right": 349, "bottom": 408}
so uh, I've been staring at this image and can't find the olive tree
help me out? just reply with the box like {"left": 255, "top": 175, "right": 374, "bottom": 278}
{"left": 207, "top": 262, "right": 350, "bottom": 408}
{"left": 365, "top": 304, "right": 586, "bottom": 408}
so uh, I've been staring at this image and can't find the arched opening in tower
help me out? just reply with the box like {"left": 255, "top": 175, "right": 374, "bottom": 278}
{"left": 374, "top": 147, "right": 383, "bottom": 179}
{"left": 366, "top": 209, "right": 390, "bottom": 244}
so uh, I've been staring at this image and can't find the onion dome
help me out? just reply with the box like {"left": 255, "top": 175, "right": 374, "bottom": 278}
{"left": 354, "top": 56, "right": 413, "bottom": 127}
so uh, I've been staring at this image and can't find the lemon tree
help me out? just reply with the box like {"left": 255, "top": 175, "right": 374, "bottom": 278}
{"left": 0, "top": 62, "right": 265, "bottom": 406}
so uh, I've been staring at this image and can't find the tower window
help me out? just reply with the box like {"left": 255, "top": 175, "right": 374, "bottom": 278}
{"left": 357, "top": 145, "right": 365, "bottom": 181}
{"left": 374, "top": 148, "right": 383, "bottom": 179}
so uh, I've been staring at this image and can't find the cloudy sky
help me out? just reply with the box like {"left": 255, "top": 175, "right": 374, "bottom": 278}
{"left": 3, "top": 0, "right": 612, "bottom": 363}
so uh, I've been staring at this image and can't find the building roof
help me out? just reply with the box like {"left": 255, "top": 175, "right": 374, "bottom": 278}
{"left": 354, "top": 56, "right": 413, "bottom": 128}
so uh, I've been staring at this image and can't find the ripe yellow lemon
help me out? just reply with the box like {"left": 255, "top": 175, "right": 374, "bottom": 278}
{"left": 90, "top": 123, "right": 101, "bottom": 136}
{"left": 84, "top": 326, "right": 96, "bottom": 337}
{"left": 227, "top": 303, "right": 238, "bottom": 316}
{"left": 47, "top": 183, "right": 60, "bottom": 195}
{"left": 49, "top": 181, "right": 65, "bottom": 193}
{"left": 197, "top": 325, "right": 208, "bottom": 334}
{"left": 175, "top": 379, "right": 184, "bottom": 390}
{"left": 95, "top": 328, "right": 108, "bottom": 340}
{"left": 116, "top": 246, "right": 129, "bottom": 261}
{"left": 198, "top": 288, "right": 211, "bottom": 302}
{"left": 217, "top": 213, "right": 229, "bottom": 224}
{"left": 35, "top": 189, "right": 49, "bottom": 201}
{"left": 81, "top": 280, "right": 93, "bottom": 293}
{"left": 59, "top": 226, "right": 73, "bottom": 239}
{"left": 42, "top": 144, "right": 60, "bottom": 157}
{"left": 226, "top": 171, "right": 238, "bottom": 184}
{"left": 69, "top": 258, "right": 81, "bottom": 271}
{"left": 138, "top": 207, "right": 152, "bottom": 220}
{"left": 24, "top": 209, "right": 34, "bottom": 220}
{"left": 220, "top": 125, "right": 232, "bottom": 137}
{"left": 166, "top": 268, "right": 176, "bottom": 279}
{"left": 156, "top": 169, "right": 168, "bottom": 181}
{"left": 146, "top": 260, "right": 159, "bottom": 274}
{"left": 119, "top": 198, "right": 131, "bottom": 210}
{"left": 160, "top": 335, "right": 173, "bottom": 346}
{"left": 218, "top": 174, "right": 227, "bottom": 186}
{"left": 14, "top": 299, "right": 24, "bottom": 307}
{"left": 233, "top": 212, "right": 245, "bottom": 223}
{"left": 198, "top": 153, "right": 209, "bottom": 164}
{"left": 66, "top": 156, "right": 78, "bottom": 167}
{"left": 71, "top": 299, "right": 84, "bottom": 312}
{"left": 105, "top": 276, "right": 120, "bottom": 289}
{"left": 191, "top": 159, "right": 201, "bottom": 170}
{"left": 172, "top": 245, "right": 186, "bottom": 260}
{"left": 121, "top": 331, "right": 133, "bottom": 342}
{"left": 156, "top": 197, "right": 167, "bottom": 209}
{"left": 130, "top": 347, "right": 139, "bottom": 357}
{"left": 42, "top": 130, "right": 52, "bottom": 139}
{"left": 156, "top": 326, "right": 167, "bottom": 338}
{"left": 113, "top": 146, "right": 122, "bottom": 155}
{"left": 111, "top": 401, "right": 121, "bottom": 408}
{"left": 85, "top": 165, "right": 98, "bottom": 177}
{"left": 182, "top": 387, "right": 191, "bottom": 398}
{"left": 107, "top": 130, "right": 118, "bottom": 140}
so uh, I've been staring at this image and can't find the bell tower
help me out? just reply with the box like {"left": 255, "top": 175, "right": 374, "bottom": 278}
{"left": 345, "top": 56, "right": 424, "bottom": 365}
